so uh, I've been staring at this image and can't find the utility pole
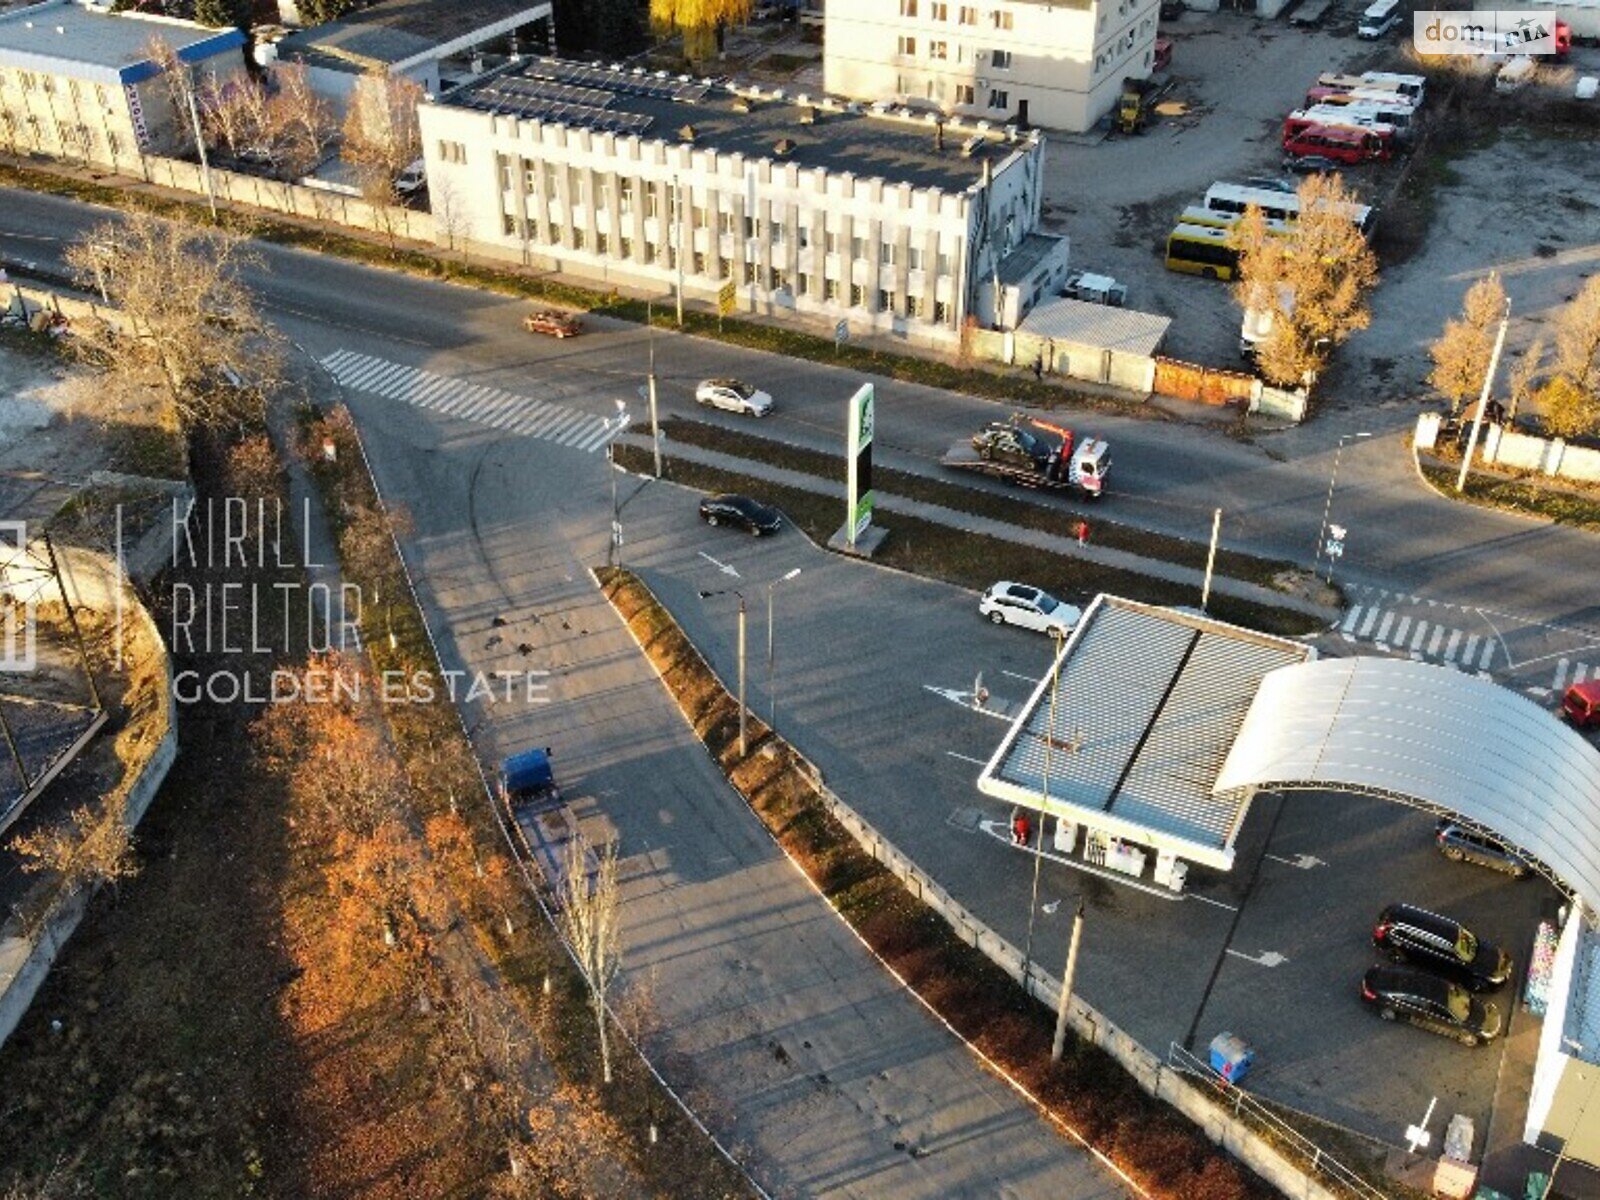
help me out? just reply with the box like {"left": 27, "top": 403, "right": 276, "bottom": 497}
{"left": 674, "top": 174, "right": 685, "bottom": 328}
{"left": 647, "top": 301, "right": 662, "bottom": 479}
{"left": 183, "top": 78, "right": 218, "bottom": 221}
{"left": 1457, "top": 295, "right": 1512, "bottom": 493}
{"left": 1201, "top": 508, "right": 1221, "bottom": 612}
{"left": 1023, "top": 625, "right": 1065, "bottom": 987}
{"left": 736, "top": 595, "right": 747, "bottom": 756}
{"left": 766, "top": 568, "right": 801, "bottom": 730}
{"left": 1051, "top": 899, "right": 1085, "bottom": 1062}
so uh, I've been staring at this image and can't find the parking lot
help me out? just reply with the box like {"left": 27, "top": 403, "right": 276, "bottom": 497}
{"left": 1039, "top": 6, "right": 1600, "bottom": 424}
{"left": 620, "top": 494, "right": 1562, "bottom": 1151}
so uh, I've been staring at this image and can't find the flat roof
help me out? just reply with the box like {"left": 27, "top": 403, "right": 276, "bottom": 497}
{"left": 1566, "top": 914, "right": 1600, "bottom": 1067}
{"left": 279, "top": 0, "right": 551, "bottom": 68}
{"left": 977, "top": 595, "right": 1313, "bottom": 869}
{"left": 1020, "top": 295, "right": 1171, "bottom": 356}
{"left": 0, "top": 0, "right": 242, "bottom": 82}
{"left": 441, "top": 58, "right": 1029, "bottom": 193}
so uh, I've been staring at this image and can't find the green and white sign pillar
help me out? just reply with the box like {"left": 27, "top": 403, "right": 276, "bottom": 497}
{"left": 845, "top": 383, "right": 874, "bottom": 550}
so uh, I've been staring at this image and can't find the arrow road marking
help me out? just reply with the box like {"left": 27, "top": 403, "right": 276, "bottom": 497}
{"left": 1264, "top": 853, "right": 1326, "bottom": 869}
{"left": 1226, "top": 949, "right": 1289, "bottom": 967}
{"left": 697, "top": 551, "right": 741, "bottom": 577}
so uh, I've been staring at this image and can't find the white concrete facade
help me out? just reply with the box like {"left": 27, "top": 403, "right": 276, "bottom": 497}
{"left": 823, "top": 0, "right": 1160, "bottom": 133}
{"left": 0, "top": 0, "right": 246, "bottom": 169}
{"left": 417, "top": 77, "right": 1066, "bottom": 346}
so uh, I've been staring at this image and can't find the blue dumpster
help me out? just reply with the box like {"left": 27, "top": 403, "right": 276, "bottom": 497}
{"left": 1208, "top": 1032, "right": 1254, "bottom": 1085}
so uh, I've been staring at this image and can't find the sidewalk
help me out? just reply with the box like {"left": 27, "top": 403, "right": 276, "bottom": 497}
{"left": 615, "top": 431, "right": 1341, "bottom": 623}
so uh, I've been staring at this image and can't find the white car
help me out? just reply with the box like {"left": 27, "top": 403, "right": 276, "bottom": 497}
{"left": 979, "top": 581, "right": 1081, "bottom": 635}
{"left": 695, "top": 377, "right": 773, "bottom": 417}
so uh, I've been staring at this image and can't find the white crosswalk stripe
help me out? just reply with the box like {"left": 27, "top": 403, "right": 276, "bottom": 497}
{"left": 1391, "top": 616, "right": 1411, "bottom": 647}
{"left": 320, "top": 351, "right": 623, "bottom": 454}
{"left": 1374, "top": 611, "right": 1395, "bottom": 643}
{"left": 1459, "top": 634, "right": 1480, "bottom": 667}
{"left": 1427, "top": 626, "right": 1445, "bottom": 656}
{"left": 1477, "top": 638, "right": 1496, "bottom": 670}
{"left": 1341, "top": 606, "right": 1363, "bottom": 634}
{"left": 1443, "top": 629, "right": 1462, "bottom": 661}
{"left": 1358, "top": 608, "right": 1379, "bottom": 637}
{"left": 1409, "top": 621, "right": 1430, "bottom": 651}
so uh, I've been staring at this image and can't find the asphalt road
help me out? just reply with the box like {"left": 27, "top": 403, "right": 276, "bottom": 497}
{"left": 0, "top": 185, "right": 1591, "bottom": 1160}
{"left": 3, "top": 185, "right": 1599, "bottom": 654}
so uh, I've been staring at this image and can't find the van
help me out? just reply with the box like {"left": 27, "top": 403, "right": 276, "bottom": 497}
{"left": 1358, "top": 0, "right": 1401, "bottom": 38}
{"left": 1495, "top": 56, "right": 1536, "bottom": 93}
{"left": 1563, "top": 679, "right": 1600, "bottom": 728}
{"left": 395, "top": 159, "right": 427, "bottom": 195}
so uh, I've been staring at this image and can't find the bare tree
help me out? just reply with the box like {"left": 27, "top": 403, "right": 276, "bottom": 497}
{"left": 1506, "top": 337, "right": 1544, "bottom": 422}
{"left": 273, "top": 61, "right": 337, "bottom": 176}
{"left": 146, "top": 36, "right": 206, "bottom": 158}
{"left": 10, "top": 788, "right": 139, "bottom": 898}
{"left": 342, "top": 67, "right": 423, "bottom": 200}
{"left": 1428, "top": 274, "right": 1507, "bottom": 417}
{"left": 63, "top": 213, "right": 284, "bottom": 431}
{"left": 1231, "top": 174, "right": 1379, "bottom": 389}
{"left": 431, "top": 173, "right": 471, "bottom": 264}
{"left": 558, "top": 834, "right": 623, "bottom": 1085}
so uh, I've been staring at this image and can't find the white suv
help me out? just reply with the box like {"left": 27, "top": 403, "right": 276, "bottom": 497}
{"left": 979, "top": 581, "right": 1081, "bottom": 635}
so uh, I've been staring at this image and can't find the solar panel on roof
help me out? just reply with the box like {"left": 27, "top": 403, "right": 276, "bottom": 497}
{"left": 522, "top": 58, "right": 711, "bottom": 104}
{"left": 463, "top": 83, "right": 651, "bottom": 135}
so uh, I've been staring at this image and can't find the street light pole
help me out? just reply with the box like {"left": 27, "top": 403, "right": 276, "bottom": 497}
{"left": 647, "top": 301, "right": 662, "bottom": 478}
{"left": 699, "top": 588, "right": 749, "bottom": 756}
{"left": 1457, "top": 295, "right": 1512, "bottom": 493}
{"left": 1051, "top": 899, "right": 1085, "bottom": 1062}
{"left": 1023, "top": 625, "right": 1065, "bottom": 990}
{"left": 767, "top": 568, "right": 801, "bottom": 731}
{"left": 674, "top": 174, "right": 685, "bottom": 328}
{"left": 1314, "top": 432, "right": 1369, "bottom": 574}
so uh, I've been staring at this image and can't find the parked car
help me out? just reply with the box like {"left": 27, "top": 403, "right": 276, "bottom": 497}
{"left": 395, "top": 159, "right": 427, "bottom": 195}
{"left": 695, "top": 377, "right": 774, "bottom": 417}
{"left": 523, "top": 310, "right": 582, "bottom": 338}
{"left": 1561, "top": 679, "right": 1600, "bottom": 729}
{"left": 1243, "top": 175, "right": 1296, "bottom": 193}
{"left": 1283, "top": 154, "right": 1342, "bottom": 176}
{"left": 1372, "top": 903, "right": 1512, "bottom": 992}
{"left": 979, "top": 582, "right": 1081, "bottom": 635}
{"left": 699, "top": 494, "right": 782, "bottom": 535}
{"left": 1435, "top": 820, "right": 1531, "bottom": 878}
{"left": 1360, "top": 965, "right": 1503, "bottom": 1046}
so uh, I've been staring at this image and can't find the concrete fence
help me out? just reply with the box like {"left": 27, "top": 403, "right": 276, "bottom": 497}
{"left": 793, "top": 752, "right": 1349, "bottom": 1200}
{"left": 0, "top": 549, "right": 176, "bottom": 1051}
{"left": 1416, "top": 412, "right": 1600, "bottom": 484}
{"left": 968, "top": 325, "right": 1160, "bottom": 395}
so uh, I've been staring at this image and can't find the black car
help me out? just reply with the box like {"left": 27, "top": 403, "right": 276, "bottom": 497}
{"left": 1361, "top": 966, "right": 1503, "bottom": 1046}
{"left": 1372, "top": 903, "right": 1512, "bottom": 992}
{"left": 699, "top": 494, "right": 782, "bottom": 536}
{"left": 1283, "top": 154, "right": 1342, "bottom": 176}
{"left": 1435, "top": 821, "right": 1531, "bottom": 878}
{"left": 972, "top": 424, "right": 1058, "bottom": 471}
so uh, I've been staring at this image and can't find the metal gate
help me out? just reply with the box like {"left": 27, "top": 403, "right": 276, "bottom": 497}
{"left": 1154, "top": 357, "right": 1256, "bottom": 407}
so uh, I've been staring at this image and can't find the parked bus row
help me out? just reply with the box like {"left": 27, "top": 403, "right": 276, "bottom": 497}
{"left": 1164, "top": 176, "right": 1377, "bottom": 278}
{"left": 1281, "top": 71, "right": 1428, "bottom": 167}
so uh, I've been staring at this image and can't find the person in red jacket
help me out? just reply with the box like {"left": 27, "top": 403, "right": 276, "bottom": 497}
{"left": 1012, "top": 811, "right": 1032, "bottom": 847}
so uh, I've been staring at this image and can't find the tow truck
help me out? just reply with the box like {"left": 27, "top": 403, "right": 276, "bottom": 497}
{"left": 942, "top": 413, "right": 1111, "bottom": 498}
{"left": 499, "top": 748, "right": 594, "bottom": 897}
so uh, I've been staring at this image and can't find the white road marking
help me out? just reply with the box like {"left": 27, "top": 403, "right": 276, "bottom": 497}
{"left": 1264, "top": 853, "right": 1326, "bottom": 869}
{"left": 1460, "top": 634, "right": 1481, "bottom": 666}
{"left": 1477, "top": 637, "right": 1496, "bottom": 670}
{"left": 1427, "top": 625, "right": 1446, "bottom": 656}
{"left": 1374, "top": 611, "right": 1396, "bottom": 642}
{"left": 1409, "top": 621, "right": 1430, "bottom": 651}
{"left": 946, "top": 751, "right": 989, "bottom": 766}
{"left": 1556, "top": 659, "right": 1571, "bottom": 690}
{"left": 1186, "top": 892, "right": 1240, "bottom": 912}
{"left": 1341, "top": 606, "right": 1363, "bottom": 634}
{"left": 1002, "top": 670, "right": 1041, "bottom": 683}
{"left": 1358, "top": 608, "right": 1381, "bottom": 637}
{"left": 1225, "top": 949, "right": 1289, "bottom": 967}
{"left": 1444, "top": 629, "right": 1463, "bottom": 661}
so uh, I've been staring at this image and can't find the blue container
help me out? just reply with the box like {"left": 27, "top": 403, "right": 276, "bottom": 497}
{"left": 1208, "top": 1032, "right": 1255, "bottom": 1085}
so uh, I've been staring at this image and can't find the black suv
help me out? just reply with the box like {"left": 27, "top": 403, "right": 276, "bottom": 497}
{"left": 1435, "top": 821, "right": 1531, "bottom": 878}
{"left": 1361, "top": 966, "right": 1503, "bottom": 1046}
{"left": 1372, "top": 903, "right": 1511, "bottom": 992}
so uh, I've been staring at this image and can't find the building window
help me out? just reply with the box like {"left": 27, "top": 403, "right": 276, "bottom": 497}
{"left": 937, "top": 251, "right": 954, "bottom": 275}
{"left": 769, "top": 220, "right": 784, "bottom": 244}
{"left": 959, "top": 4, "right": 977, "bottom": 22}
{"left": 989, "top": 89, "right": 1010, "bottom": 109}
{"left": 909, "top": 295, "right": 927, "bottom": 318}
{"left": 596, "top": 232, "right": 609, "bottom": 255}
{"left": 954, "top": 84, "right": 975, "bottom": 105}
{"left": 646, "top": 190, "right": 659, "bottom": 219}
{"left": 692, "top": 205, "right": 707, "bottom": 229}
{"left": 503, "top": 213, "right": 517, "bottom": 236}
{"left": 825, "top": 278, "right": 841, "bottom": 301}
{"left": 900, "top": 0, "right": 918, "bottom": 13}
{"left": 850, "top": 283, "right": 867, "bottom": 308}
{"left": 719, "top": 211, "right": 737, "bottom": 236}
{"left": 935, "top": 299, "right": 951, "bottom": 324}
{"left": 438, "top": 139, "right": 467, "bottom": 164}
{"left": 621, "top": 237, "right": 633, "bottom": 258}
{"left": 824, "top": 230, "right": 839, "bottom": 255}
{"left": 741, "top": 260, "right": 755, "bottom": 283}
{"left": 620, "top": 179, "right": 635, "bottom": 214}
{"left": 880, "top": 241, "right": 897, "bottom": 266}
{"left": 991, "top": 8, "right": 1013, "bottom": 29}
{"left": 992, "top": 48, "right": 1012, "bottom": 68}
{"left": 499, "top": 157, "right": 514, "bottom": 190}
{"left": 879, "top": 289, "right": 897, "bottom": 313}
{"left": 908, "top": 245, "right": 924, "bottom": 270}
{"left": 897, "top": 35, "right": 917, "bottom": 56}
{"left": 573, "top": 228, "right": 586, "bottom": 250}
{"left": 797, "top": 272, "right": 811, "bottom": 294}
{"left": 851, "top": 235, "right": 866, "bottom": 260}
{"left": 932, "top": 0, "right": 948, "bottom": 17}
{"left": 929, "top": 40, "right": 948, "bottom": 59}
{"left": 642, "top": 240, "right": 656, "bottom": 263}
{"left": 797, "top": 225, "right": 811, "bottom": 250}
{"left": 720, "top": 256, "right": 734, "bottom": 278}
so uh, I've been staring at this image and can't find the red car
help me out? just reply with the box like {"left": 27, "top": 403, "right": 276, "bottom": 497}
{"left": 523, "top": 309, "right": 582, "bottom": 338}
{"left": 1562, "top": 680, "right": 1600, "bottom": 729}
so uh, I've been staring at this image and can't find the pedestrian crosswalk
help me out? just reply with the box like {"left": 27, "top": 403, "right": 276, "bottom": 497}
{"left": 319, "top": 350, "right": 625, "bottom": 453}
{"left": 1339, "top": 601, "right": 1500, "bottom": 672}
{"left": 1553, "top": 659, "right": 1596, "bottom": 692}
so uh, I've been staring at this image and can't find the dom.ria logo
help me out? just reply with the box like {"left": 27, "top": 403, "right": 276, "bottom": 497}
{"left": 1414, "top": 9, "right": 1559, "bottom": 54}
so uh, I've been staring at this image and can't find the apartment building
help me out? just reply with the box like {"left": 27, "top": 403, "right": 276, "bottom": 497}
{"left": 417, "top": 59, "right": 1070, "bottom": 346}
{"left": 0, "top": 0, "right": 245, "bottom": 169}
{"left": 824, "top": 0, "right": 1160, "bottom": 133}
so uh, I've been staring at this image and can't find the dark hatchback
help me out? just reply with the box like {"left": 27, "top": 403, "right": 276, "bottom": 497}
{"left": 1373, "top": 902, "right": 1512, "bottom": 992}
{"left": 1361, "top": 965, "right": 1503, "bottom": 1046}
{"left": 698, "top": 494, "right": 782, "bottom": 535}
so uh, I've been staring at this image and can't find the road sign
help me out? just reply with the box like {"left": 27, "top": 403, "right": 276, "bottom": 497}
{"left": 611, "top": 520, "right": 623, "bottom": 547}
{"left": 717, "top": 279, "right": 737, "bottom": 317}
{"left": 835, "top": 319, "right": 849, "bottom": 345}
{"left": 1326, "top": 523, "right": 1346, "bottom": 559}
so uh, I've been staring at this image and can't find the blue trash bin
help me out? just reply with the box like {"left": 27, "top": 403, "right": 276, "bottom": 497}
{"left": 1208, "top": 1032, "right": 1255, "bottom": 1085}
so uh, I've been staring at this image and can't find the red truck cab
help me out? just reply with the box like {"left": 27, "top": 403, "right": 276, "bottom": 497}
{"left": 1556, "top": 19, "right": 1572, "bottom": 56}
{"left": 1563, "top": 680, "right": 1600, "bottom": 729}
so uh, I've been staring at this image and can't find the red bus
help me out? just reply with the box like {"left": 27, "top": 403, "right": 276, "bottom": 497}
{"left": 1282, "top": 124, "right": 1390, "bottom": 164}
{"left": 1283, "top": 109, "right": 1399, "bottom": 149}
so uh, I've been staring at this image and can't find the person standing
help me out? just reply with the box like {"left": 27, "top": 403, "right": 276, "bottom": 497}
{"left": 1075, "top": 519, "right": 1089, "bottom": 547}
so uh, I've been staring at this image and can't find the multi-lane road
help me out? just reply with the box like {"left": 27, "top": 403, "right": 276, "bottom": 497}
{"left": 3, "top": 185, "right": 1596, "bottom": 1176}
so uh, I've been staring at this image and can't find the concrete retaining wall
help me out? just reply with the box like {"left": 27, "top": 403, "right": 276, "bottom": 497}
{"left": 1415, "top": 413, "right": 1600, "bottom": 485}
{"left": 799, "top": 759, "right": 1342, "bottom": 1200}
{"left": 968, "top": 325, "right": 1159, "bottom": 396}
{"left": 0, "top": 550, "right": 177, "bottom": 1051}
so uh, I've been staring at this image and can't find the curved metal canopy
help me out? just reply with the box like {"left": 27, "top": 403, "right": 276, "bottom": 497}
{"left": 1215, "top": 657, "right": 1600, "bottom": 909}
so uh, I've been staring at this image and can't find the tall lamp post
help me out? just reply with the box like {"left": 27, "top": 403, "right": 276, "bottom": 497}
{"left": 699, "top": 588, "right": 748, "bottom": 756}
{"left": 766, "top": 568, "right": 801, "bottom": 730}
{"left": 1314, "top": 431, "right": 1370, "bottom": 578}
{"left": 1022, "top": 624, "right": 1067, "bottom": 989}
